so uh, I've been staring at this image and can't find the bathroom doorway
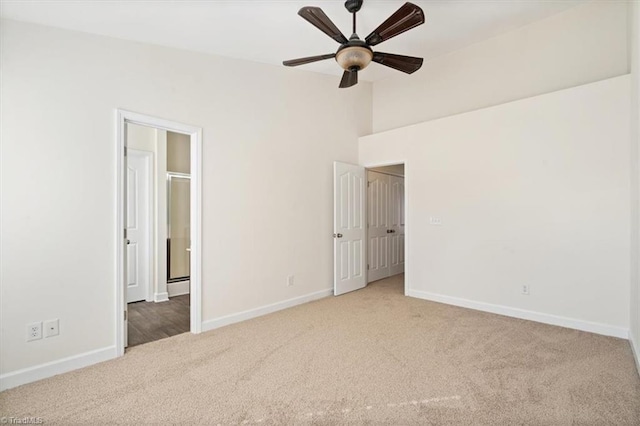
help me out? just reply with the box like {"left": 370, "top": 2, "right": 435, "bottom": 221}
{"left": 116, "top": 109, "right": 202, "bottom": 355}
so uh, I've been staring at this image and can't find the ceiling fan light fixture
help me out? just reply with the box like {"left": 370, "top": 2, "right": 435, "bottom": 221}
{"left": 335, "top": 45, "right": 373, "bottom": 71}
{"left": 284, "top": 2, "right": 426, "bottom": 87}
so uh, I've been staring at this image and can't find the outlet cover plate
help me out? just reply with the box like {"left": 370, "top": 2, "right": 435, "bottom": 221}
{"left": 27, "top": 322, "right": 43, "bottom": 341}
{"left": 44, "top": 319, "right": 60, "bottom": 338}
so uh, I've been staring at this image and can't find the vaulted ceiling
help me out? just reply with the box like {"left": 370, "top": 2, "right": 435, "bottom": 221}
{"left": 0, "top": 0, "right": 588, "bottom": 81}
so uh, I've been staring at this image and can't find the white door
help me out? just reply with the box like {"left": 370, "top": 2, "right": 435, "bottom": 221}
{"left": 367, "top": 171, "right": 390, "bottom": 282}
{"left": 389, "top": 175, "right": 405, "bottom": 276}
{"left": 126, "top": 149, "right": 152, "bottom": 303}
{"left": 334, "top": 161, "right": 366, "bottom": 296}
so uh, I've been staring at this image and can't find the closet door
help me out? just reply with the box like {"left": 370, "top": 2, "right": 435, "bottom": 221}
{"left": 389, "top": 175, "right": 405, "bottom": 276}
{"left": 367, "top": 171, "right": 390, "bottom": 282}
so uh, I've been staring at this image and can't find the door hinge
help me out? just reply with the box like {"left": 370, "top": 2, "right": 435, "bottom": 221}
{"left": 124, "top": 228, "right": 127, "bottom": 238}
{"left": 124, "top": 310, "right": 127, "bottom": 321}
{"left": 367, "top": 264, "right": 370, "bottom": 270}
{"left": 124, "top": 146, "right": 128, "bottom": 156}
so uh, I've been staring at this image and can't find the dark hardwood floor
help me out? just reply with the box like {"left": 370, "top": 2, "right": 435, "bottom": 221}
{"left": 127, "top": 294, "right": 190, "bottom": 348}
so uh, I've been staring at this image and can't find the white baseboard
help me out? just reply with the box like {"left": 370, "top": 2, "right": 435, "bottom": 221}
{"left": 202, "top": 288, "right": 333, "bottom": 332}
{"left": 407, "top": 289, "right": 629, "bottom": 339}
{"left": 630, "top": 331, "right": 640, "bottom": 378}
{"left": 168, "top": 280, "right": 190, "bottom": 297}
{"left": 0, "top": 346, "right": 117, "bottom": 391}
{"left": 154, "top": 292, "right": 169, "bottom": 303}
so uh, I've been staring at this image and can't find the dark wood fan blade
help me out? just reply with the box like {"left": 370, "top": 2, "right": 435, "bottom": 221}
{"left": 365, "top": 2, "right": 425, "bottom": 47}
{"left": 339, "top": 70, "right": 358, "bottom": 88}
{"left": 299, "top": 7, "right": 349, "bottom": 44}
{"left": 372, "top": 52, "right": 423, "bottom": 74}
{"left": 283, "top": 53, "right": 336, "bottom": 67}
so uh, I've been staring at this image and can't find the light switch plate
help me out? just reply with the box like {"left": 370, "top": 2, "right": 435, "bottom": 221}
{"left": 429, "top": 217, "right": 442, "bottom": 225}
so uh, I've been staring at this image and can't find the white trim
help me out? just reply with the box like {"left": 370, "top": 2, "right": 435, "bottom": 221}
{"left": 116, "top": 109, "right": 203, "bottom": 357}
{"left": 404, "top": 166, "right": 409, "bottom": 297}
{"left": 408, "top": 289, "right": 629, "bottom": 339}
{"left": 190, "top": 121, "right": 203, "bottom": 334}
{"left": 0, "top": 346, "right": 117, "bottom": 391}
{"left": 168, "top": 280, "right": 190, "bottom": 297}
{"left": 154, "top": 292, "right": 169, "bottom": 303}
{"left": 115, "top": 110, "right": 126, "bottom": 356}
{"left": 630, "top": 332, "right": 640, "bottom": 377}
{"left": 202, "top": 289, "right": 332, "bottom": 332}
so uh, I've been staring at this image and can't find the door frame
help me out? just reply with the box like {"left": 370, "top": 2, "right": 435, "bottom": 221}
{"left": 364, "top": 161, "right": 408, "bottom": 295}
{"left": 115, "top": 109, "right": 203, "bottom": 356}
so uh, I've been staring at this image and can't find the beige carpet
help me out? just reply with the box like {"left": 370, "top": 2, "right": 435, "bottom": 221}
{"left": 1, "top": 274, "right": 639, "bottom": 425}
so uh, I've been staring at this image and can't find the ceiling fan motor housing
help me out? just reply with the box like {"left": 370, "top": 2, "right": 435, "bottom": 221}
{"left": 344, "top": 0, "right": 364, "bottom": 13}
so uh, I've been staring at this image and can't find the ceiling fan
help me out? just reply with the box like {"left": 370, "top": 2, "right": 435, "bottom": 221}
{"left": 283, "top": 0, "right": 425, "bottom": 88}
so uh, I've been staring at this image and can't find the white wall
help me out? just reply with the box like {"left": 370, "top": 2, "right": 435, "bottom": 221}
{"left": 167, "top": 131, "right": 190, "bottom": 174}
{"left": 127, "top": 123, "right": 157, "bottom": 152}
{"left": 360, "top": 76, "right": 631, "bottom": 336}
{"left": 373, "top": 1, "right": 629, "bottom": 133}
{"left": 0, "top": 20, "right": 372, "bottom": 379}
{"left": 629, "top": 1, "right": 640, "bottom": 373}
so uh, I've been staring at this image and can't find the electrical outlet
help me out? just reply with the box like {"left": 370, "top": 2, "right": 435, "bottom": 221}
{"left": 287, "top": 275, "right": 295, "bottom": 287}
{"left": 27, "top": 322, "right": 42, "bottom": 342}
{"left": 522, "top": 285, "right": 530, "bottom": 295}
{"left": 44, "top": 319, "right": 59, "bottom": 338}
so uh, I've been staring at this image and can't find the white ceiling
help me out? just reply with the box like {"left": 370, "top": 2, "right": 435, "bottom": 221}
{"left": 0, "top": 0, "right": 588, "bottom": 82}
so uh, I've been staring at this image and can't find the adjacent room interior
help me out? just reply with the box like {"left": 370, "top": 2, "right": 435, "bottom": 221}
{"left": 367, "top": 164, "right": 405, "bottom": 286}
{"left": 125, "top": 123, "right": 192, "bottom": 347}
{"left": 1, "top": 0, "right": 639, "bottom": 423}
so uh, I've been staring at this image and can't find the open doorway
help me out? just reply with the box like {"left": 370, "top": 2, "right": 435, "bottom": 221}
{"left": 125, "top": 124, "right": 192, "bottom": 347}
{"left": 332, "top": 161, "right": 406, "bottom": 296}
{"left": 366, "top": 164, "right": 405, "bottom": 293}
{"left": 116, "top": 110, "right": 202, "bottom": 356}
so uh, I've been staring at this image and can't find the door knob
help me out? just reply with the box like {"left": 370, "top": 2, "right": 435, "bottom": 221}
{"left": 126, "top": 239, "right": 131, "bottom": 245}
{"left": 334, "top": 233, "right": 343, "bottom": 238}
